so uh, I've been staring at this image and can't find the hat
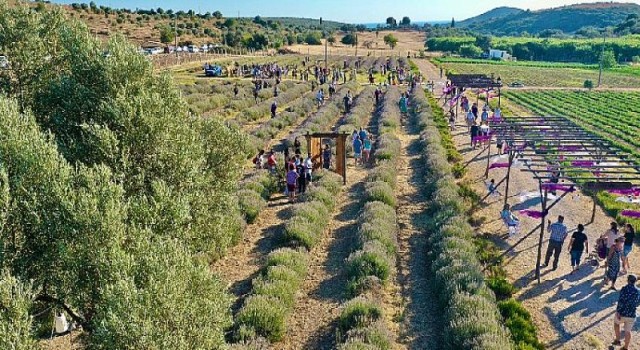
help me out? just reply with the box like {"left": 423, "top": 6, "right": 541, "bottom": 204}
{"left": 628, "top": 274, "right": 637, "bottom": 284}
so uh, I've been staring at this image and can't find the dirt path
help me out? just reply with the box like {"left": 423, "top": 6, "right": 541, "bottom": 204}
{"left": 415, "top": 57, "right": 640, "bottom": 350}
{"left": 211, "top": 194, "right": 291, "bottom": 315}
{"left": 279, "top": 162, "right": 369, "bottom": 350}
{"left": 279, "top": 102, "right": 378, "bottom": 349}
{"left": 394, "top": 110, "right": 441, "bottom": 349}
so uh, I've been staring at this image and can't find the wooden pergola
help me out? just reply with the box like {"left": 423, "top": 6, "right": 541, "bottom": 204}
{"left": 482, "top": 115, "right": 640, "bottom": 283}
{"left": 305, "top": 132, "right": 349, "bottom": 185}
{"left": 444, "top": 73, "right": 504, "bottom": 117}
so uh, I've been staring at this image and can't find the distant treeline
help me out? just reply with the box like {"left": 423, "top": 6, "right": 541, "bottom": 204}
{"left": 426, "top": 36, "right": 640, "bottom": 63}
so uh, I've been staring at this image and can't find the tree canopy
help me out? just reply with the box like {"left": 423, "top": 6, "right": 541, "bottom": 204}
{"left": 383, "top": 33, "right": 398, "bottom": 49}
{"left": 0, "top": 3, "right": 247, "bottom": 348}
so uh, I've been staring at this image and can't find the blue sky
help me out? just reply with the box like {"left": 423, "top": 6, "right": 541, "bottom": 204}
{"left": 52, "top": 0, "right": 640, "bottom": 23}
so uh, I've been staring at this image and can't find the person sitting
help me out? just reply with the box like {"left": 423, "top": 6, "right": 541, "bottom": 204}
{"left": 501, "top": 204, "right": 520, "bottom": 237}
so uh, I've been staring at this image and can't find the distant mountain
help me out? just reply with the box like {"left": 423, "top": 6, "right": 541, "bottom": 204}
{"left": 457, "top": 7, "right": 524, "bottom": 28}
{"left": 459, "top": 2, "right": 640, "bottom": 35}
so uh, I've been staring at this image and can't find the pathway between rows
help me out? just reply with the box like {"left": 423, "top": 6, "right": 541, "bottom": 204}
{"left": 279, "top": 96, "right": 378, "bottom": 350}
{"left": 395, "top": 108, "right": 440, "bottom": 349}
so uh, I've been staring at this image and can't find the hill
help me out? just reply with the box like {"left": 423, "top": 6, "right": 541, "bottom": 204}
{"left": 457, "top": 7, "right": 524, "bottom": 28}
{"left": 24, "top": 1, "right": 348, "bottom": 48}
{"left": 460, "top": 2, "right": 640, "bottom": 35}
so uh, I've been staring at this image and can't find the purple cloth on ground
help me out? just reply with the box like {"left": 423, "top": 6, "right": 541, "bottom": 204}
{"left": 519, "top": 210, "right": 545, "bottom": 219}
{"left": 489, "top": 162, "right": 510, "bottom": 169}
{"left": 541, "top": 183, "right": 575, "bottom": 192}
{"left": 621, "top": 210, "right": 640, "bottom": 218}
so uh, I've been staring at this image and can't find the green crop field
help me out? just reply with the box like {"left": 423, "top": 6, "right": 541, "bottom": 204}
{"left": 433, "top": 59, "right": 640, "bottom": 88}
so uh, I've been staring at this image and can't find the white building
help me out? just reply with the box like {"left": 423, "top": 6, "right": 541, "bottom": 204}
{"left": 489, "top": 49, "right": 512, "bottom": 61}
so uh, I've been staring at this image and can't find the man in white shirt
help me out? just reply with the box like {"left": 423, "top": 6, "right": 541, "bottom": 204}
{"left": 304, "top": 153, "right": 314, "bottom": 182}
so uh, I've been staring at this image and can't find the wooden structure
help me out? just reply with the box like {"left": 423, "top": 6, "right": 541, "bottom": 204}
{"left": 484, "top": 115, "right": 640, "bottom": 283}
{"left": 305, "top": 132, "right": 349, "bottom": 185}
{"left": 444, "top": 73, "right": 503, "bottom": 117}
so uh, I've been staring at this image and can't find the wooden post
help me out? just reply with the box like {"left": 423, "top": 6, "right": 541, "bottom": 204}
{"left": 503, "top": 151, "right": 515, "bottom": 207}
{"left": 485, "top": 139, "right": 492, "bottom": 179}
{"left": 535, "top": 183, "right": 549, "bottom": 284}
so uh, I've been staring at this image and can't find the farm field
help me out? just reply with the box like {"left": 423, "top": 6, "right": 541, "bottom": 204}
{"left": 7, "top": 1, "right": 640, "bottom": 349}
{"left": 433, "top": 58, "right": 640, "bottom": 88}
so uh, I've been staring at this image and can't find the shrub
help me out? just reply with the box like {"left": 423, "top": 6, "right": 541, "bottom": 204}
{"left": 238, "top": 189, "right": 266, "bottom": 224}
{"left": 292, "top": 201, "right": 329, "bottom": 225}
{"left": 367, "top": 162, "right": 397, "bottom": 189}
{"left": 253, "top": 266, "right": 303, "bottom": 308}
{"left": 498, "top": 300, "right": 544, "bottom": 350}
{"left": 339, "top": 298, "right": 383, "bottom": 334}
{"left": 341, "top": 321, "right": 392, "bottom": 350}
{"left": 284, "top": 216, "right": 320, "bottom": 250}
{"left": 304, "top": 186, "right": 336, "bottom": 210}
{"left": 365, "top": 181, "right": 396, "bottom": 207}
{"left": 487, "top": 276, "right": 516, "bottom": 300}
{"left": 236, "top": 295, "right": 287, "bottom": 342}
{"left": 0, "top": 270, "right": 38, "bottom": 350}
{"left": 265, "top": 248, "right": 308, "bottom": 276}
{"left": 410, "top": 88, "right": 514, "bottom": 349}
{"left": 347, "top": 242, "right": 393, "bottom": 285}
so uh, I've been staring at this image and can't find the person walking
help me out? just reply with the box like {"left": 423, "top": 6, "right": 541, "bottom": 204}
{"left": 470, "top": 122, "right": 480, "bottom": 149}
{"left": 322, "top": 145, "right": 331, "bottom": 170}
{"left": 353, "top": 136, "right": 363, "bottom": 166}
{"left": 623, "top": 224, "right": 635, "bottom": 274}
{"left": 358, "top": 127, "right": 368, "bottom": 142}
{"left": 270, "top": 101, "right": 277, "bottom": 119}
{"left": 343, "top": 91, "right": 352, "bottom": 114}
{"left": 363, "top": 136, "right": 372, "bottom": 163}
{"left": 293, "top": 137, "right": 302, "bottom": 155}
{"left": 567, "top": 224, "right": 589, "bottom": 273}
{"left": 606, "top": 237, "right": 625, "bottom": 290}
{"left": 296, "top": 159, "right": 307, "bottom": 194}
{"left": 612, "top": 274, "right": 640, "bottom": 350}
{"left": 286, "top": 164, "right": 299, "bottom": 203}
{"left": 543, "top": 215, "right": 568, "bottom": 271}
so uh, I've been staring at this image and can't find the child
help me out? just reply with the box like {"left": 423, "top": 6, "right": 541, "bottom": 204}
{"left": 488, "top": 179, "right": 499, "bottom": 196}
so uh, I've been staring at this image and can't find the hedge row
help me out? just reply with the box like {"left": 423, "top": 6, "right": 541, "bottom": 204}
{"left": 237, "top": 81, "right": 309, "bottom": 123}
{"left": 339, "top": 85, "right": 377, "bottom": 134}
{"left": 338, "top": 87, "right": 402, "bottom": 350}
{"left": 235, "top": 170, "right": 344, "bottom": 343}
{"left": 423, "top": 94, "right": 465, "bottom": 178}
{"left": 238, "top": 170, "right": 278, "bottom": 224}
{"left": 410, "top": 90, "right": 514, "bottom": 350}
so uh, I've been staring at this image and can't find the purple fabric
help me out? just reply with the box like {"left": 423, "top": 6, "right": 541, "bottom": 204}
{"left": 520, "top": 210, "right": 545, "bottom": 219}
{"left": 621, "top": 210, "right": 640, "bottom": 218}
{"left": 608, "top": 188, "right": 640, "bottom": 196}
{"left": 542, "top": 183, "right": 575, "bottom": 192}
{"left": 473, "top": 135, "right": 491, "bottom": 143}
{"left": 489, "top": 162, "right": 510, "bottom": 169}
{"left": 571, "top": 160, "right": 594, "bottom": 167}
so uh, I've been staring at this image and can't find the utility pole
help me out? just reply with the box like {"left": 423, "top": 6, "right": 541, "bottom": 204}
{"left": 174, "top": 14, "right": 178, "bottom": 57}
{"left": 321, "top": 17, "right": 327, "bottom": 70}
{"left": 355, "top": 32, "right": 358, "bottom": 57}
{"left": 598, "top": 32, "right": 605, "bottom": 88}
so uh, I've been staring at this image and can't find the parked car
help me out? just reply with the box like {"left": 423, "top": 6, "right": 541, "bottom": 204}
{"left": 509, "top": 81, "right": 525, "bottom": 88}
{"left": 188, "top": 45, "right": 199, "bottom": 53}
{"left": 176, "top": 47, "right": 183, "bottom": 52}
